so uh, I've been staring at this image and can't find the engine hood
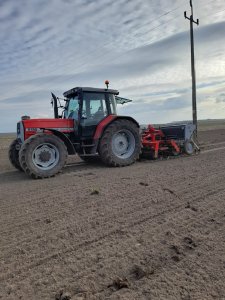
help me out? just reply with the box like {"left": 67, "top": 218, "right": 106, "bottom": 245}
{"left": 22, "top": 118, "right": 74, "bottom": 131}
{"left": 21, "top": 118, "right": 74, "bottom": 141}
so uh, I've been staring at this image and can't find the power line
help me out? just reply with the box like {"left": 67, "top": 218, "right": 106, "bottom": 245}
{"left": 128, "top": 0, "right": 187, "bottom": 35}
{"left": 99, "top": 1, "right": 225, "bottom": 68}
{"left": 58, "top": 0, "right": 220, "bottom": 73}
{"left": 28, "top": 2, "right": 189, "bottom": 91}
{"left": 22, "top": 0, "right": 225, "bottom": 93}
{"left": 53, "top": 2, "right": 187, "bottom": 76}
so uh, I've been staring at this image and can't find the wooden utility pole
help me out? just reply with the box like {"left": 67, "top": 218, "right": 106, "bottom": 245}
{"left": 184, "top": 0, "right": 199, "bottom": 135}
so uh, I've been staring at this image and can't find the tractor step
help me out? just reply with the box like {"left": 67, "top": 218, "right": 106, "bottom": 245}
{"left": 81, "top": 144, "right": 96, "bottom": 148}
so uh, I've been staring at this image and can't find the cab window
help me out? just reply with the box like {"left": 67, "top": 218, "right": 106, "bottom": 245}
{"left": 64, "top": 96, "right": 79, "bottom": 119}
{"left": 108, "top": 94, "right": 117, "bottom": 114}
{"left": 82, "top": 93, "right": 107, "bottom": 124}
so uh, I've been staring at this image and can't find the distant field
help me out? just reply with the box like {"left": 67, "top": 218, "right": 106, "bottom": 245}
{"left": 0, "top": 132, "right": 15, "bottom": 137}
{"left": 1, "top": 127, "right": 225, "bottom": 300}
{"left": 198, "top": 119, "right": 225, "bottom": 131}
{"left": 0, "top": 133, "right": 16, "bottom": 149}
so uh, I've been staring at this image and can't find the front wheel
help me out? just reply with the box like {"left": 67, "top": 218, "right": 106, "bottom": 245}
{"left": 19, "top": 134, "right": 68, "bottom": 179}
{"left": 99, "top": 119, "right": 141, "bottom": 167}
{"left": 8, "top": 139, "right": 24, "bottom": 171}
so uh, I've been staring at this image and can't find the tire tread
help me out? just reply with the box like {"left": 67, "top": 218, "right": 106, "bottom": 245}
{"left": 19, "top": 134, "right": 67, "bottom": 179}
{"left": 99, "top": 119, "right": 140, "bottom": 167}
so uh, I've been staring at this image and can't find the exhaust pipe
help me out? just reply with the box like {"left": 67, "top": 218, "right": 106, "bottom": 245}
{"left": 51, "top": 93, "right": 59, "bottom": 119}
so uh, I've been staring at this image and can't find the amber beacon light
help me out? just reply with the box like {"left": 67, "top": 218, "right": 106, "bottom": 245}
{"left": 105, "top": 80, "right": 109, "bottom": 89}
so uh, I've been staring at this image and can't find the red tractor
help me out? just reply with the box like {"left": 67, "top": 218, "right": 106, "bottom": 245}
{"left": 9, "top": 82, "right": 198, "bottom": 179}
{"left": 9, "top": 83, "right": 141, "bottom": 178}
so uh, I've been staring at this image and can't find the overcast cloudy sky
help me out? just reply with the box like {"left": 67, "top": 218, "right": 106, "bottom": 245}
{"left": 0, "top": 0, "right": 225, "bottom": 132}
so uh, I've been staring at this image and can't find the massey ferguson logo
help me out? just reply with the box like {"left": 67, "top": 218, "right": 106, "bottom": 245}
{"left": 25, "top": 128, "right": 74, "bottom": 132}
{"left": 26, "top": 128, "right": 42, "bottom": 132}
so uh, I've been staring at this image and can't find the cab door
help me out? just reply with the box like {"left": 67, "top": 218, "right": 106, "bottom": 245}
{"left": 80, "top": 92, "right": 108, "bottom": 138}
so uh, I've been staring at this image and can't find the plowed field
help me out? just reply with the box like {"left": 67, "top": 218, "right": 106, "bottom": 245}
{"left": 0, "top": 129, "right": 225, "bottom": 300}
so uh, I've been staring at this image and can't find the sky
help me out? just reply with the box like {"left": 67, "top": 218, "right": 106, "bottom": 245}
{"left": 0, "top": 0, "right": 225, "bottom": 132}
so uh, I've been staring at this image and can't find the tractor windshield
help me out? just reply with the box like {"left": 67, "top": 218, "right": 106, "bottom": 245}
{"left": 64, "top": 96, "right": 79, "bottom": 119}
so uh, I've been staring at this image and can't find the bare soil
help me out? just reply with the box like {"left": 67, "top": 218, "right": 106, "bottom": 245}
{"left": 0, "top": 129, "right": 225, "bottom": 300}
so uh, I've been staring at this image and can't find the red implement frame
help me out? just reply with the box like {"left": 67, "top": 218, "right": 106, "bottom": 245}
{"left": 141, "top": 125, "right": 180, "bottom": 159}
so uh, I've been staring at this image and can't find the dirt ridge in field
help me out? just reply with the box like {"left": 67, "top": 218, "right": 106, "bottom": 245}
{"left": 0, "top": 129, "right": 225, "bottom": 300}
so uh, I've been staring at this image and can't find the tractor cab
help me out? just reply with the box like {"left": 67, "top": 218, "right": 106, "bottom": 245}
{"left": 62, "top": 87, "right": 119, "bottom": 138}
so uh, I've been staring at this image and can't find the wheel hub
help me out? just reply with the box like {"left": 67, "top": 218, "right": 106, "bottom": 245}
{"left": 186, "top": 142, "right": 193, "bottom": 152}
{"left": 112, "top": 130, "right": 135, "bottom": 159}
{"left": 39, "top": 150, "right": 51, "bottom": 162}
{"left": 32, "top": 143, "right": 59, "bottom": 170}
{"left": 113, "top": 134, "right": 128, "bottom": 155}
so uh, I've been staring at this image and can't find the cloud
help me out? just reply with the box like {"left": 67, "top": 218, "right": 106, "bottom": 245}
{"left": 1, "top": 90, "right": 51, "bottom": 105}
{"left": 0, "top": 0, "right": 225, "bottom": 131}
{"left": 216, "top": 93, "right": 225, "bottom": 103}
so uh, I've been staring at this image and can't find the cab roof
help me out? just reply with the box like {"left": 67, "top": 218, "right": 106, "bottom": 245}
{"left": 63, "top": 87, "right": 119, "bottom": 98}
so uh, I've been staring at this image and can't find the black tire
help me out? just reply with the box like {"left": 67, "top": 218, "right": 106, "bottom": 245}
{"left": 8, "top": 139, "right": 24, "bottom": 171}
{"left": 99, "top": 119, "right": 141, "bottom": 167}
{"left": 19, "top": 134, "right": 68, "bottom": 179}
{"left": 184, "top": 140, "right": 194, "bottom": 155}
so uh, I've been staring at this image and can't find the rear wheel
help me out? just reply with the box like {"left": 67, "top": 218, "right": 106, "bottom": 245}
{"left": 19, "top": 134, "right": 68, "bottom": 179}
{"left": 99, "top": 119, "right": 141, "bottom": 167}
{"left": 8, "top": 139, "right": 23, "bottom": 171}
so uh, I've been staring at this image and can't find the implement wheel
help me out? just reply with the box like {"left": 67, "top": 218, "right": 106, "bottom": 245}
{"left": 99, "top": 119, "right": 141, "bottom": 167}
{"left": 8, "top": 138, "right": 23, "bottom": 171}
{"left": 184, "top": 140, "right": 194, "bottom": 155}
{"left": 19, "top": 134, "right": 67, "bottom": 179}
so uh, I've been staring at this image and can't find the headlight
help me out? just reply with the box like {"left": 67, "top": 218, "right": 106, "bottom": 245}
{"left": 17, "top": 122, "right": 20, "bottom": 134}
